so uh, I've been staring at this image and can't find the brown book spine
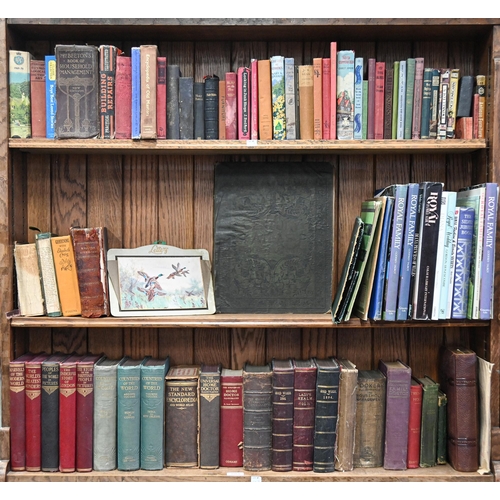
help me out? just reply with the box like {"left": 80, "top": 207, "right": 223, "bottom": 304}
{"left": 99, "top": 45, "right": 119, "bottom": 139}
{"left": 475, "top": 75, "right": 486, "bottom": 139}
{"left": 313, "top": 58, "right": 323, "bottom": 140}
{"left": 298, "top": 65, "right": 314, "bottom": 140}
{"left": 30, "top": 59, "right": 46, "bottom": 137}
{"left": 383, "top": 66, "right": 394, "bottom": 139}
{"left": 140, "top": 45, "right": 158, "bottom": 139}
{"left": 257, "top": 59, "right": 273, "bottom": 140}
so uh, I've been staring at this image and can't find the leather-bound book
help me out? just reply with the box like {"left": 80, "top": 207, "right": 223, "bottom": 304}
{"left": 418, "top": 376, "right": 439, "bottom": 467}
{"left": 30, "top": 59, "right": 46, "bottom": 137}
{"left": 243, "top": 363, "right": 272, "bottom": 471}
{"left": 166, "top": 64, "right": 180, "bottom": 139}
{"left": 407, "top": 377, "right": 423, "bottom": 469}
{"left": 156, "top": 56, "right": 167, "bottom": 139}
{"left": 115, "top": 55, "right": 132, "bottom": 139}
{"left": 334, "top": 359, "right": 358, "bottom": 471}
{"left": 165, "top": 365, "right": 200, "bottom": 467}
{"left": 9, "top": 352, "right": 37, "bottom": 471}
{"left": 436, "top": 390, "right": 448, "bottom": 465}
{"left": 292, "top": 359, "right": 317, "bottom": 471}
{"left": 440, "top": 347, "right": 478, "bottom": 472}
{"left": 139, "top": 45, "right": 158, "bottom": 139}
{"left": 76, "top": 354, "right": 104, "bottom": 472}
{"left": 219, "top": 368, "right": 243, "bottom": 467}
{"left": 312, "top": 358, "right": 340, "bottom": 473}
{"left": 99, "top": 45, "right": 120, "bottom": 139}
{"left": 199, "top": 364, "right": 222, "bottom": 469}
{"left": 354, "top": 370, "right": 386, "bottom": 468}
{"left": 41, "top": 352, "right": 69, "bottom": 472}
{"left": 204, "top": 74, "right": 219, "bottom": 140}
{"left": 378, "top": 359, "right": 412, "bottom": 470}
{"left": 70, "top": 227, "right": 109, "bottom": 318}
{"left": 179, "top": 76, "right": 194, "bottom": 140}
{"left": 193, "top": 81, "right": 205, "bottom": 140}
{"left": 271, "top": 358, "right": 294, "bottom": 472}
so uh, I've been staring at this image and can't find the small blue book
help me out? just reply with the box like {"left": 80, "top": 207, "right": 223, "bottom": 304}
{"left": 354, "top": 57, "right": 364, "bottom": 140}
{"left": 131, "top": 47, "right": 141, "bottom": 139}
{"left": 45, "top": 55, "right": 56, "bottom": 139}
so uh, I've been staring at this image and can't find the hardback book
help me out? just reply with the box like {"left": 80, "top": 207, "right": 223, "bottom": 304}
{"left": 250, "top": 59, "right": 259, "bottom": 140}
{"left": 70, "top": 226, "right": 110, "bottom": 318}
{"left": 242, "top": 363, "right": 273, "bottom": 471}
{"left": 93, "top": 357, "right": 122, "bottom": 471}
{"left": 474, "top": 74, "right": 487, "bottom": 139}
{"left": 117, "top": 357, "right": 149, "bottom": 471}
{"left": 437, "top": 69, "right": 450, "bottom": 140}
{"left": 25, "top": 353, "right": 50, "bottom": 471}
{"left": 429, "top": 68, "right": 441, "bottom": 138}
{"left": 396, "top": 59, "right": 406, "bottom": 139}
{"left": 271, "top": 358, "right": 294, "bottom": 472}
{"left": 477, "top": 356, "right": 494, "bottom": 474}
{"left": 284, "top": 57, "right": 297, "bottom": 140}
{"left": 99, "top": 45, "right": 120, "bottom": 139}
{"left": 76, "top": 354, "right": 103, "bottom": 472}
{"left": 312, "top": 358, "right": 340, "bottom": 473}
{"left": 194, "top": 81, "right": 205, "bottom": 140}
{"left": 156, "top": 56, "right": 167, "bottom": 139}
{"left": 292, "top": 359, "right": 317, "bottom": 471}
{"left": 167, "top": 64, "right": 180, "bottom": 139}
{"left": 373, "top": 61, "right": 385, "bottom": 140}
{"left": 411, "top": 182, "right": 444, "bottom": 320}
{"left": 330, "top": 41, "right": 337, "bottom": 140}
{"left": 30, "top": 59, "right": 46, "bottom": 137}
{"left": 9, "top": 50, "right": 32, "bottom": 138}
{"left": 411, "top": 57, "right": 424, "bottom": 139}
{"left": 383, "top": 64, "right": 394, "bottom": 139}
{"left": 436, "top": 389, "right": 447, "bottom": 465}
{"left": 131, "top": 47, "right": 141, "bottom": 139}
{"left": 396, "top": 182, "right": 420, "bottom": 320}
{"left": 179, "top": 76, "right": 194, "bottom": 140}
{"left": 450, "top": 206, "right": 475, "bottom": 319}
{"left": 270, "top": 55, "right": 286, "bottom": 140}
{"left": 115, "top": 55, "right": 132, "bottom": 139}
{"left": 322, "top": 57, "right": 331, "bottom": 139}
{"left": 257, "top": 59, "right": 273, "bottom": 140}
{"left": 403, "top": 57, "right": 415, "bottom": 139}
{"left": 295, "top": 64, "right": 301, "bottom": 139}
{"left": 334, "top": 359, "right": 358, "bottom": 472}
{"left": 14, "top": 242, "right": 45, "bottom": 317}
{"left": 214, "top": 162, "right": 333, "bottom": 314}
{"left": 391, "top": 60, "right": 400, "bottom": 139}
{"left": 219, "top": 368, "right": 243, "bottom": 467}
{"left": 367, "top": 58, "right": 376, "bottom": 139}
{"left": 439, "top": 347, "right": 478, "bottom": 472}
{"left": 41, "top": 352, "right": 69, "bottom": 472}
{"left": 237, "top": 66, "right": 251, "bottom": 140}
{"left": 354, "top": 56, "right": 364, "bottom": 140}
{"left": 59, "top": 354, "right": 83, "bottom": 473}
{"left": 45, "top": 55, "right": 57, "bottom": 138}
{"left": 362, "top": 79, "right": 368, "bottom": 139}
{"left": 55, "top": 45, "right": 99, "bottom": 138}
{"left": 420, "top": 67, "right": 433, "bottom": 139}
{"left": 140, "top": 357, "right": 170, "bottom": 470}
{"left": 50, "top": 234, "right": 81, "bottom": 317}
{"left": 418, "top": 375, "right": 440, "bottom": 468}
{"left": 9, "top": 352, "right": 37, "bottom": 471}
{"left": 139, "top": 45, "right": 158, "bottom": 139}
{"left": 353, "top": 370, "right": 386, "bottom": 468}
{"left": 218, "top": 78, "right": 226, "bottom": 139}
{"left": 336, "top": 50, "right": 355, "bottom": 140}
{"left": 203, "top": 74, "right": 219, "bottom": 140}
{"left": 446, "top": 68, "right": 460, "bottom": 139}
{"left": 298, "top": 65, "right": 314, "bottom": 139}
{"left": 456, "top": 75, "right": 474, "bottom": 118}
{"left": 407, "top": 378, "right": 423, "bottom": 469}
{"left": 165, "top": 365, "right": 200, "bottom": 468}
{"left": 199, "top": 363, "right": 221, "bottom": 469}
{"left": 378, "top": 359, "right": 412, "bottom": 470}
{"left": 35, "top": 232, "right": 61, "bottom": 317}
{"left": 313, "top": 57, "right": 323, "bottom": 140}
{"left": 455, "top": 117, "right": 473, "bottom": 139}
{"left": 225, "top": 71, "right": 237, "bottom": 139}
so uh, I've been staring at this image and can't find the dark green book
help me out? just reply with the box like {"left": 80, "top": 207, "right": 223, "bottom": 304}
{"left": 418, "top": 375, "right": 439, "bottom": 467}
{"left": 420, "top": 68, "right": 433, "bottom": 139}
{"left": 436, "top": 389, "right": 447, "bottom": 465}
{"left": 404, "top": 58, "right": 416, "bottom": 139}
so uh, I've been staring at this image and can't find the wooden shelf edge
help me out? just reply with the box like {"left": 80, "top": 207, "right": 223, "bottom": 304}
{"left": 9, "top": 138, "right": 487, "bottom": 155}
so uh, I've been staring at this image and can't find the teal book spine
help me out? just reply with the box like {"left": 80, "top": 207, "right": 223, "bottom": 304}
{"left": 140, "top": 357, "right": 170, "bottom": 470}
{"left": 45, "top": 55, "right": 56, "bottom": 139}
{"left": 404, "top": 58, "right": 415, "bottom": 139}
{"left": 420, "top": 68, "right": 433, "bottom": 139}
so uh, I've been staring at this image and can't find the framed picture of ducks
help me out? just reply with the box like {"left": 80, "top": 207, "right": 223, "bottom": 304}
{"left": 106, "top": 243, "right": 216, "bottom": 316}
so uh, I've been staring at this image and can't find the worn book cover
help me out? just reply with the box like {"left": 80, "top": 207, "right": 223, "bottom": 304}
{"left": 194, "top": 81, "right": 205, "bottom": 140}
{"left": 115, "top": 55, "right": 132, "bottom": 139}
{"left": 179, "top": 76, "right": 194, "bottom": 140}
{"left": 270, "top": 55, "right": 286, "bottom": 139}
{"left": 35, "top": 232, "right": 61, "bottom": 317}
{"left": 391, "top": 61, "right": 399, "bottom": 139}
{"left": 214, "top": 162, "right": 333, "bottom": 314}
{"left": 220, "top": 368, "right": 243, "bottom": 467}
{"left": 436, "top": 389, "right": 447, "bottom": 465}
{"left": 429, "top": 68, "right": 441, "bottom": 138}
{"left": 225, "top": 71, "right": 237, "bottom": 139}
{"left": 30, "top": 59, "right": 46, "bottom": 138}
{"left": 418, "top": 375, "right": 439, "bottom": 467}
{"left": 330, "top": 42, "right": 337, "bottom": 140}
{"left": 298, "top": 65, "right": 314, "bottom": 139}
{"left": 99, "top": 45, "right": 120, "bottom": 139}
{"left": 313, "top": 57, "right": 323, "bottom": 140}
{"left": 411, "top": 57, "right": 424, "bottom": 139}
{"left": 420, "top": 68, "right": 433, "bottom": 139}
{"left": 139, "top": 45, "right": 158, "bottom": 139}
{"left": 203, "top": 74, "right": 219, "bottom": 140}
{"left": 404, "top": 58, "right": 415, "bottom": 139}
{"left": 257, "top": 59, "right": 273, "bottom": 140}
{"left": 477, "top": 356, "right": 493, "bottom": 474}
{"left": 336, "top": 50, "right": 355, "bottom": 140}
{"left": 407, "top": 378, "right": 423, "bottom": 469}
{"left": 438, "top": 69, "right": 450, "bottom": 139}
{"left": 9, "top": 50, "right": 32, "bottom": 138}
{"left": 45, "top": 55, "right": 57, "bottom": 138}
{"left": 374, "top": 61, "right": 385, "bottom": 140}
{"left": 55, "top": 45, "right": 99, "bottom": 138}
{"left": 446, "top": 68, "right": 460, "bottom": 138}
{"left": 321, "top": 58, "right": 331, "bottom": 138}
{"left": 383, "top": 65, "right": 394, "bottom": 139}
{"left": 456, "top": 75, "right": 474, "bottom": 118}
{"left": 167, "top": 64, "right": 180, "bottom": 139}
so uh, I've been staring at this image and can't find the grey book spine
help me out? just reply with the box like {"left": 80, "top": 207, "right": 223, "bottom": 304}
{"left": 199, "top": 364, "right": 221, "bottom": 468}
{"left": 194, "top": 81, "right": 205, "bottom": 139}
{"left": 167, "top": 65, "right": 180, "bottom": 139}
{"left": 179, "top": 77, "right": 194, "bottom": 140}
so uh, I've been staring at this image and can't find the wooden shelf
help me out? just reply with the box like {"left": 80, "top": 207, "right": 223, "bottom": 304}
{"left": 8, "top": 138, "right": 487, "bottom": 156}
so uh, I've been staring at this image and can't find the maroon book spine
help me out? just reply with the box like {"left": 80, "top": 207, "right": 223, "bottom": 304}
{"left": 30, "top": 60, "right": 46, "bottom": 138}
{"left": 225, "top": 72, "right": 237, "bottom": 140}
{"left": 115, "top": 55, "right": 132, "bottom": 139}
{"left": 292, "top": 359, "right": 317, "bottom": 471}
{"left": 374, "top": 62, "right": 386, "bottom": 140}
{"left": 156, "top": 56, "right": 167, "bottom": 139}
{"left": 407, "top": 378, "right": 423, "bottom": 468}
{"left": 367, "top": 58, "right": 376, "bottom": 139}
{"left": 250, "top": 59, "right": 259, "bottom": 140}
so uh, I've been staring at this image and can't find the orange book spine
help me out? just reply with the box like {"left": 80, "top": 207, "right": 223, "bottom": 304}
{"left": 299, "top": 65, "right": 314, "bottom": 140}
{"left": 257, "top": 60, "right": 272, "bottom": 140}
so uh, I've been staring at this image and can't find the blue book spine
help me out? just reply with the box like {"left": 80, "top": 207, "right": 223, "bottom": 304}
{"left": 45, "top": 55, "right": 56, "bottom": 139}
{"left": 383, "top": 185, "right": 408, "bottom": 321}
{"left": 368, "top": 197, "right": 394, "bottom": 320}
{"left": 396, "top": 183, "right": 419, "bottom": 320}
{"left": 451, "top": 207, "right": 475, "bottom": 319}
{"left": 336, "top": 50, "right": 355, "bottom": 140}
{"left": 131, "top": 47, "right": 141, "bottom": 139}
{"left": 354, "top": 57, "right": 364, "bottom": 140}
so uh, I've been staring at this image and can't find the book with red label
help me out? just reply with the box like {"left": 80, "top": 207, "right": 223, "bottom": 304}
{"left": 407, "top": 377, "right": 423, "bottom": 469}
{"left": 374, "top": 61, "right": 385, "bottom": 140}
{"left": 9, "top": 352, "right": 37, "bottom": 471}
{"left": 156, "top": 56, "right": 167, "bottom": 139}
{"left": 115, "top": 55, "right": 132, "bottom": 139}
{"left": 76, "top": 354, "right": 103, "bottom": 472}
{"left": 237, "top": 66, "right": 251, "bottom": 140}
{"left": 225, "top": 72, "right": 237, "bottom": 140}
{"left": 250, "top": 59, "right": 259, "bottom": 140}
{"left": 219, "top": 368, "right": 243, "bottom": 467}
{"left": 330, "top": 42, "right": 337, "bottom": 140}
{"left": 322, "top": 57, "right": 331, "bottom": 139}
{"left": 30, "top": 59, "right": 46, "bottom": 138}
{"left": 25, "top": 353, "right": 50, "bottom": 471}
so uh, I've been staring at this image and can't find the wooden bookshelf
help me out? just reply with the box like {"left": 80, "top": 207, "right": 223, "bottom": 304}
{"left": 1, "top": 18, "right": 499, "bottom": 483}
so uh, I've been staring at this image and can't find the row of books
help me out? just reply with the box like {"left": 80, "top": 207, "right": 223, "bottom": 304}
{"left": 332, "top": 181, "right": 499, "bottom": 323}
{"left": 9, "top": 349, "right": 489, "bottom": 474}
{"left": 8, "top": 45, "right": 486, "bottom": 141}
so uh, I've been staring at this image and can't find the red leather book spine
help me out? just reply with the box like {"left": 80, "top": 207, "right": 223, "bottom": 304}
{"left": 115, "top": 55, "right": 132, "bottom": 139}
{"left": 407, "top": 379, "right": 423, "bottom": 468}
{"left": 30, "top": 60, "right": 46, "bottom": 138}
{"left": 250, "top": 59, "right": 259, "bottom": 140}
{"left": 322, "top": 57, "right": 331, "bottom": 139}
{"left": 225, "top": 72, "right": 237, "bottom": 140}
{"left": 330, "top": 42, "right": 337, "bottom": 140}
{"left": 219, "top": 372, "right": 243, "bottom": 467}
{"left": 156, "top": 56, "right": 167, "bottom": 139}
{"left": 374, "top": 62, "right": 386, "bottom": 140}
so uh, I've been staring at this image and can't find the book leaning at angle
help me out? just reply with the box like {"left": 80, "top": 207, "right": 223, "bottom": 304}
{"left": 9, "top": 50, "right": 32, "bottom": 138}
{"left": 35, "top": 232, "right": 62, "bottom": 317}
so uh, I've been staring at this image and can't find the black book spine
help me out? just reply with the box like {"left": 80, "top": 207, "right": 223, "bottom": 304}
{"left": 41, "top": 362, "right": 60, "bottom": 471}
{"left": 166, "top": 65, "right": 180, "bottom": 139}
{"left": 199, "top": 365, "right": 221, "bottom": 469}
{"left": 294, "top": 65, "right": 300, "bottom": 139}
{"left": 204, "top": 74, "right": 219, "bottom": 140}
{"left": 179, "top": 77, "right": 194, "bottom": 140}
{"left": 194, "top": 81, "right": 205, "bottom": 140}
{"left": 456, "top": 75, "right": 474, "bottom": 117}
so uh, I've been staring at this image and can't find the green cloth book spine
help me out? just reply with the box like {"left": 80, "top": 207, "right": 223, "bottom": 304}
{"left": 140, "top": 357, "right": 170, "bottom": 470}
{"left": 436, "top": 389, "right": 447, "bottom": 465}
{"left": 419, "top": 376, "right": 439, "bottom": 467}
{"left": 420, "top": 68, "right": 433, "bottom": 139}
{"left": 404, "top": 58, "right": 416, "bottom": 139}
